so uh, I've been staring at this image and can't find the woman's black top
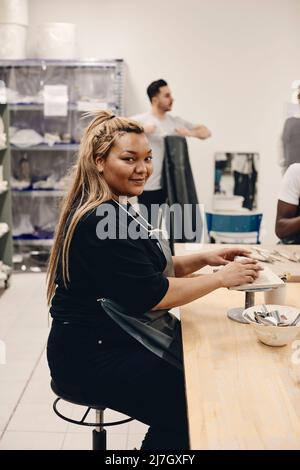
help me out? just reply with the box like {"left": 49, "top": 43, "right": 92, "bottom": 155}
{"left": 50, "top": 200, "right": 169, "bottom": 338}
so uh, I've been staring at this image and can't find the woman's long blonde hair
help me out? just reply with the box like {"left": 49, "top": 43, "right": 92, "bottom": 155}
{"left": 46, "top": 110, "right": 144, "bottom": 304}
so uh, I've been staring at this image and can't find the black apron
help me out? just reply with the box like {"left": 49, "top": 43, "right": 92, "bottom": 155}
{"left": 99, "top": 234, "right": 183, "bottom": 370}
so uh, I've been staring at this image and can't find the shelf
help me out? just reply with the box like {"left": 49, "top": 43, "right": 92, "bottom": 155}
{"left": 13, "top": 238, "right": 53, "bottom": 246}
{"left": 9, "top": 103, "right": 118, "bottom": 111}
{"left": 11, "top": 143, "right": 79, "bottom": 151}
{"left": 0, "top": 58, "right": 123, "bottom": 68}
{"left": 0, "top": 188, "right": 8, "bottom": 195}
{"left": 0, "top": 146, "right": 7, "bottom": 151}
{"left": 12, "top": 189, "right": 65, "bottom": 197}
{"left": 10, "top": 104, "right": 44, "bottom": 111}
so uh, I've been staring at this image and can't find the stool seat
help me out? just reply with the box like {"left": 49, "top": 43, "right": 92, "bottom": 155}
{"left": 51, "top": 379, "right": 134, "bottom": 449}
{"left": 51, "top": 380, "right": 105, "bottom": 410}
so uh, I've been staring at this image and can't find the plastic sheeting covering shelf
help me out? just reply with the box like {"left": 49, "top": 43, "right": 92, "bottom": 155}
{"left": 12, "top": 193, "right": 60, "bottom": 239}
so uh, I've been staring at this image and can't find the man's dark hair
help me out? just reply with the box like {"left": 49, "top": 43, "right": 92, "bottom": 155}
{"left": 147, "top": 79, "right": 168, "bottom": 103}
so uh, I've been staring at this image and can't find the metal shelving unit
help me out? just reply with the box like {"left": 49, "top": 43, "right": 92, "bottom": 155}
{"left": 0, "top": 59, "right": 125, "bottom": 271}
{"left": 0, "top": 102, "right": 13, "bottom": 286}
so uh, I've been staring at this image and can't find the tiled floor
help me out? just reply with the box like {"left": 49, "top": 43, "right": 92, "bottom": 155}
{"left": 0, "top": 273, "right": 148, "bottom": 450}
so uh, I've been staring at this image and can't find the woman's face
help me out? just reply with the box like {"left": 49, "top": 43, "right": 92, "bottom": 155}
{"left": 96, "top": 132, "right": 153, "bottom": 197}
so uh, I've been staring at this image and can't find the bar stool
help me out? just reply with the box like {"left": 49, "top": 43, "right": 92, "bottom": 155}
{"left": 51, "top": 380, "right": 134, "bottom": 450}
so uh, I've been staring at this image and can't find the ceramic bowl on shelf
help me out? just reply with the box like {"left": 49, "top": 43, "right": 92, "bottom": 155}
{"left": 242, "top": 304, "right": 300, "bottom": 347}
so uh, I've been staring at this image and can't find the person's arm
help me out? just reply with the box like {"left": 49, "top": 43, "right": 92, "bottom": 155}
{"left": 190, "top": 124, "right": 211, "bottom": 139}
{"left": 277, "top": 135, "right": 285, "bottom": 171}
{"left": 275, "top": 200, "right": 300, "bottom": 239}
{"left": 152, "top": 260, "right": 262, "bottom": 310}
{"left": 275, "top": 164, "right": 300, "bottom": 239}
{"left": 143, "top": 123, "right": 156, "bottom": 134}
{"left": 130, "top": 114, "right": 156, "bottom": 135}
{"left": 278, "top": 119, "right": 290, "bottom": 173}
{"left": 172, "top": 247, "right": 253, "bottom": 277}
{"left": 176, "top": 124, "right": 211, "bottom": 140}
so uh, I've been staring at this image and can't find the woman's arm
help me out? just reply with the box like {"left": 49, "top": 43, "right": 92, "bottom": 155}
{"left": 172, "top": 247, "right": 253, "bottom": 278}
{"left": 153, "top": 260, "right": 262, "bottom": 310}
{"left": 172, "top": 252, "right": 208, "bottom": 277}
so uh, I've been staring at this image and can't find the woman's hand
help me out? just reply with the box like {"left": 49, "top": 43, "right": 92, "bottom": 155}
{"left": 215, "top": 259, "right": 263, "bottom": 288}
{"left": 203, "top": 247, "right": 253, "bottom": 266}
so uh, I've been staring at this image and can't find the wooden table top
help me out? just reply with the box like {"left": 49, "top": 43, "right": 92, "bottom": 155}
{"left": 176, "top": 244, "right": 300, "bottom": 449}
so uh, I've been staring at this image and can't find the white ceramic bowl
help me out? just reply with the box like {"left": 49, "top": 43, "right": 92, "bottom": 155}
{"left": 243, "top": 304, "right": 300, "bottom": 347}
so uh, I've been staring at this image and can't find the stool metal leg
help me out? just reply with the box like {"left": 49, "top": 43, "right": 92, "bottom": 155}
{"left": 92, "top": 409, "right": 106, "bottom": 450}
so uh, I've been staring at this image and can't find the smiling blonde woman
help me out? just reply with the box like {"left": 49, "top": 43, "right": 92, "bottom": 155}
{"left": 46, "top": 110, "right": 261, "bottom": 450}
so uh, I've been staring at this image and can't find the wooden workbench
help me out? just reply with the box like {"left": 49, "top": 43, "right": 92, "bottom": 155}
{"left": 176, "top": 244, "right": 300, "bottom": 449}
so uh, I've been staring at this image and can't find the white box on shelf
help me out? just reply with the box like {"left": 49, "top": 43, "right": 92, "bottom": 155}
{"left": 43, "top": 85, "right": 68, "bottom": 117}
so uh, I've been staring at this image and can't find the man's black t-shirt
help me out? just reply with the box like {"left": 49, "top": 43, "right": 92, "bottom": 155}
{"left": 50, "top": 200, "right": 169, "bottom": 337}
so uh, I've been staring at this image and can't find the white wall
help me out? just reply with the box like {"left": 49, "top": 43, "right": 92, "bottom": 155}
{"left": 28, "top": 0, "right": 300, "bottom": 242}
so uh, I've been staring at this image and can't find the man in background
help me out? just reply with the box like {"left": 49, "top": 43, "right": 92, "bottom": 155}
{"left": 275, "top": 163, "right": 300, "bottom": 244}
{"left": 132, "top": 79, "right": 211, "bottom": 223}
{"left": 279, "top": 89, "right": 300, "bottom": 174}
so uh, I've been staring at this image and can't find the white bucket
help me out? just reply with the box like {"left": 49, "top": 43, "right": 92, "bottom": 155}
{"left": 0, "top": 23, "right": 27, "bottom": 59}
{"left": 34, "top": 23, "right": 77, "bottom": 59}
{"left": 0, "top": 0, "right": 28, "bottom": 26}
